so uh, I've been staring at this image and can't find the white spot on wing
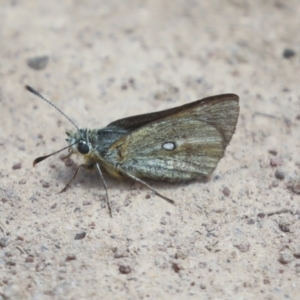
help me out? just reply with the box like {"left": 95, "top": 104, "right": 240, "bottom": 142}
{"left": 163, "top": 142, "right": 176, "bottom": 151}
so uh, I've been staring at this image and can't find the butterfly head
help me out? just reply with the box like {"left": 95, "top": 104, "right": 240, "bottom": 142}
{"left": 66, "top": 129, "right": 92, "bottom": 156}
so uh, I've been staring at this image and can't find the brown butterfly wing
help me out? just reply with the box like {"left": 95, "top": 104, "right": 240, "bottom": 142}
{"left": 106, "top": 94, "right": 239, "bottom": 181}
{"left": 106, "top": 94, "right": 236, "bottom": 130}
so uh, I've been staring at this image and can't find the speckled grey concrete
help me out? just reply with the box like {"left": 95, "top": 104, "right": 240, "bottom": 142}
{"left": 1, "top": 1, "right": 300, "bottom": 299}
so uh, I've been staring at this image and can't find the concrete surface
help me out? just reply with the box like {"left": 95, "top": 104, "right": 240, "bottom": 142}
{"left": 1, "top": 1, "right": 300, "bottom": 299}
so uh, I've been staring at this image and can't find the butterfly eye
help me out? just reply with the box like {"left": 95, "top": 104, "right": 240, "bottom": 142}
{"left": 78, "top": 141, "right": 90, "bottom": 154}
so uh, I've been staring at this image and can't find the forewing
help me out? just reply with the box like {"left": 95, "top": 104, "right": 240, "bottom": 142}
{"left": 107, "top": 94, "right": 237, "bottom": 130}
{"left": 107, "top": 94, "right": 239, "bottom": 181}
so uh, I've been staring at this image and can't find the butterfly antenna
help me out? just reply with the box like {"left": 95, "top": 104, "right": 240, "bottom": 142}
{"left": 25, "top": 85, "right": 80, "bottom": 132}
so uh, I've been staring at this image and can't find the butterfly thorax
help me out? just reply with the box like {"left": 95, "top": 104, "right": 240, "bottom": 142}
{"left": 66, "top": 127, "right": 132, "bottom": 175}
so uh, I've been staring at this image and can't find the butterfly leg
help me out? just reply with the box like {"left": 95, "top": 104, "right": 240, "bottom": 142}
{"left": 96, "top": 163, "right": 112, "bottom": 218}
{"left": 60, "top": 164, "right": 88, "bottom": 193}
{"left": 60, "top": 163, "right": 112, "bottom": 217}
{"left": 120, "top": 170, "right": 175, "bottom": 205}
